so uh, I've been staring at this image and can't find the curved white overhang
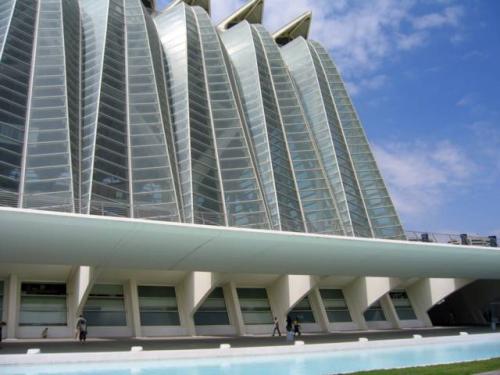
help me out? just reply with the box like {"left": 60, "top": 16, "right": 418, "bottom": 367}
{"left": 1, "top": 207, "right": 499, "bottom": 279}
{"left": 273, "top": 11, "right": 312, "bottom": 46}
{"left": 165, "top": 0, "right": 210, "bottom": 15}
{"left": 218, "top": 0, "right": 264, "bottom": 31}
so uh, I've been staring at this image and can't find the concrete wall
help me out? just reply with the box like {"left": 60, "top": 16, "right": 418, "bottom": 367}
{"left": 0, "top": 267, "right": 480, "bottom": 339}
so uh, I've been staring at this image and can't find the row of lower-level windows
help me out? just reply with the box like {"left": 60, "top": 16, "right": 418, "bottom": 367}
{"left": 4, "top": 282, "right": 417, "bottom": 326}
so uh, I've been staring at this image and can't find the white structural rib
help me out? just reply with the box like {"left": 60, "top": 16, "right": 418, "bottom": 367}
{"left": 165, "top": 0, "right": 210, "bottom": 14}
{"left": 217, "top": 0, "right": 264, "bottom": 31}
{"left": 273, "top": 11, "right": 312, "bottom": 46}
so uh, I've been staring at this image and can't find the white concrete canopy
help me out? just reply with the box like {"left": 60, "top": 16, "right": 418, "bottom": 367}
{"left": 1, "top": 208, "right": 500, "bottom": 279}
{"left": 273, "top": 11, "right": 312, "bottom": 45}
{"left": 217, "top": 0, "right": 264, "bottom": 30}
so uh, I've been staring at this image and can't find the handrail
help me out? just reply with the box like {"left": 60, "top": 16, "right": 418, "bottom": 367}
{"left": 0, "top": 190, "right": 496, "bottom": 247}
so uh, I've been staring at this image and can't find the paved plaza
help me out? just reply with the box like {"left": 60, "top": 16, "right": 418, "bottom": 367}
{"left": 0, "top": 326, "right": 493, "bottom": 355}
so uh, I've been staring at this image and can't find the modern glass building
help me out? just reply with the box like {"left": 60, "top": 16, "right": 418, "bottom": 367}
{"left": 0, "top": 0, "right": 405, "bottom": 239}
{"left": 1, "top": 0, "right": 497, "bottom": 340}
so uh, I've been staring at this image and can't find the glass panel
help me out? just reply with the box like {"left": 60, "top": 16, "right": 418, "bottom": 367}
{"left": 138, "top": 286, "right": 180, "bottom": 326}
{"left": 252, "top": 25, "right": 343, "bottom": 236}
{"left": 19, "top": 283, "right": 67, "bottom": 326}
{"left": 237, "top": 288, "right": 273, "bottom": 325}
{"left": 193, "top": 8, "right": 270, "bottom": 230}
{"left": 320, "top": 289, "right": 352, "bottom": 323}
{"left": 83, "top": 284, "right": 126, "bottom": 326}
{"left": 194, "top": 287, "right": 230, "bottom": 326}
{"left": 307, "top": 41, "right": 405, "bottom": 239}
{"left": 289, "top": 296, "right": 315, "bottom": 323}
{"left": 125, "top": 0, "right": 180, "bottom": 222}
{"left": 363, "top": 301, "right": 386, "bottom": 322}
{"left": 389, "top": 290, "right": 417, "bottom": 320}
{"left": 220, "top": 23, "right": 305, "bottom": 232}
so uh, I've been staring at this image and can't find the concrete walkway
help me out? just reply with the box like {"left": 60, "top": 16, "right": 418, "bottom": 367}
{"left": 0, "top": 326, "right": 492, "bottom": 355}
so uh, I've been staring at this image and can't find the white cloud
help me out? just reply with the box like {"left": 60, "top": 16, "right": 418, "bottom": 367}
{"left": 397, "top": 32, "right": 427, "bottom": 50}
{"left": 372, "top": 140, "right": 477, "bottom": 219}
{"left": 412, "top": 6, "right": 464, "bottom": 30}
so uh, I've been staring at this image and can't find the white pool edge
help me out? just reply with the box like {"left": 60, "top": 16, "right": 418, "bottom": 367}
{"left": 1, "top": 332, "right": 500, "bottom": 366}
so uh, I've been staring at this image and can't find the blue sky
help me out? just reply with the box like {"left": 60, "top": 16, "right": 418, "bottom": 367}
{"left": 157, "top": 0, "right": 500, "bottom": 237}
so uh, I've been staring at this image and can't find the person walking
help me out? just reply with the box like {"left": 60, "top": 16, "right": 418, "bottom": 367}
{"left": 76, "top": 315, "right": 87, "bottom": 343}
{"left": 272, "top": 316, "right": 281, "bottom": 336}
{"left": 293, "top": 318, "right": 301, "bottom": 336}
{"left": 286, "top": 315, "right": 294, "bottom": 342}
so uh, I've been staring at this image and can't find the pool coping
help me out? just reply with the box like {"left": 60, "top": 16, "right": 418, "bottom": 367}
{"left": 1, "top": 332, "right": 499, "bottom": 366}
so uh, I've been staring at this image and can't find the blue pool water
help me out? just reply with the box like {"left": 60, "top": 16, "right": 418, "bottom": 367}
{"left": 1, "top": 338, "right": 500, "bottom": 375}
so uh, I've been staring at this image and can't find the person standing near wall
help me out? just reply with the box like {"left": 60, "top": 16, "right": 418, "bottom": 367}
{"left": 76, "top": 315, "right": 87, "bottom": 343}
{"left": 272, "top": 316, "right": 281, "bottom": 336}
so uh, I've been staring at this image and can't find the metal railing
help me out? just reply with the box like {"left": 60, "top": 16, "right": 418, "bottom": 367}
{"left": 0, "top": 190, "right": 496, "bottom": 247}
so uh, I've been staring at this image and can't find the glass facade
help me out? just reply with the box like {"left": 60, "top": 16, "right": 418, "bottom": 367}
{"left": 320, "top": 289, "right": 352, "bottom": 323}
{"left": 83, "top": 284, "right": 127, "bottom": 326}
{"left": 289, "top": 295, "right": 315, "bottom": 323}
{"left": 0, "top": 1, "right": 405, "bottom": 240}
{"left": 364, "top": 300, "right": 387, "bottom": 322}
{"left": 138, "top": 285, "right": 180, "bottom": 326}
{"left": 389, "top": 290, "right": 417, "bottom": 320}
{"left": 194, "top": 287, "right": 230, "bottom": 326}
{"left": 19, "top": 282, "right": 67, "bottom": 326}
{"left": 237, "top": 288, "right": 273, "bottom": 325}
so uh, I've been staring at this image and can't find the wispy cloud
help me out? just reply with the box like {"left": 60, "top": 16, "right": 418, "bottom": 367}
{"left": 372, "top": 140, "right": 477, "bottom": 219}
{"left": 412, "top": 6, "right": 463, "bottom": 30}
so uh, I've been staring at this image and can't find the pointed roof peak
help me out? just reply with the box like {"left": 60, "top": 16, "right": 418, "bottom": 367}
{"left": 273, "top": 11, "right": 312, "bottom": 46}
{"left": 165, "top": 0, "right": 211, "bottom": 15}
{"left": 218, "top": 0, "right": 264, "bottom": 31}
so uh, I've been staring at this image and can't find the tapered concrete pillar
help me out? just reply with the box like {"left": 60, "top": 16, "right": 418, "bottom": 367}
{"left": 343, "top": 276, "right": 401, "bottom": 330}
{"left": 127, "top": 279, "right": 142, "bottom": 338}
{"left": 176, "top": 271, "right": 220, "bottom": 335}
{"left": 67, "top": 266, "right": 99, "bottom": 332}
{"left": 406, "top": 278, "right": 473, "bottom": 327}
{"left": 308, "top": 287, "right": 329, "bottom": 332}
{"left": 223, "top": 282, "right": 245, "bottom": 335}
{"left": 380, "top": 294, "right": 401, "bottom": 329}
{"left": 267, "top": 275, "right": 318, "bottom": 323}
{"left": 6, "top": 274, "right": 18, "bottom": 339}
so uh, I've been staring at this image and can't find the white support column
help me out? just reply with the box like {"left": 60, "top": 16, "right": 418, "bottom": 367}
{"left": 67, "top": 266, "right": 99, "bottom": 332}
{"left": 308, "top": 287, "right": 329, "bottom": 332}
{"left": 6, "top": 274, "right": 18, "bottom": 339}
{"left": 267, "top": 274, "right": 318, "bottom": 323}
{"left": 223, "top": 282, "right": 245, "bottom": 335}
{"left": 380, "top": 293, "right": 401, "bottom": 329}
{"left": 176, "top": 271, "right": 220, "bottom": 336}
{"left": 127, "top": 279, "right": 142, "bottom": 338}
{"left": 406, "top": 278, "right": 473, "bottom": 327}
{"left": 343, "top": 276, "right": 401, "bottom": 330}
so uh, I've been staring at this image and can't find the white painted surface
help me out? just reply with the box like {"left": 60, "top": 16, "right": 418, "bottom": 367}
{"left": 6, "top": 274, "right": 18, "bottom": 338}
{"left": 1, "top": 208, "right": 499, "bottom": 279}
